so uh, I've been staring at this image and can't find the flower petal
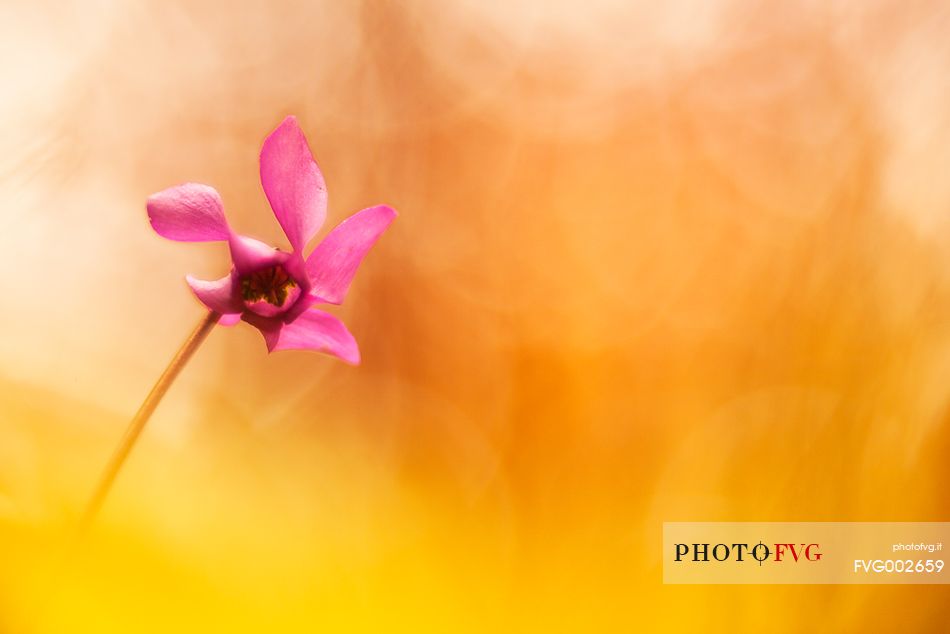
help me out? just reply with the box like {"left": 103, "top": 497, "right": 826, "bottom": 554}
{"left": 219, "top": 313, "right": 242, "bottom": 327}
{"left": 147, "top": 183, "right": 229, "bottom": 242}
{"left": 260, "top": 309, "right": 360, "bottom": 364}
{"left": 281, "top": 290, "right": 317, "bottom": 324}
{"left": 260, "top": 116, "right": 327, "bottom": 253}
{"left": 186, "top": 273, "right": 243, "bottom": 315}
{"left": 305, "top": 205, "right": 397, "bottom": 304}
{"left": 228, "top": 233, "right": 283, "bottom": 275}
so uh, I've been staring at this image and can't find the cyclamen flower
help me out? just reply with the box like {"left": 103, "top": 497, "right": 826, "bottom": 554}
{"left": 146, "top": 116, "right": 395, "bottom": 364}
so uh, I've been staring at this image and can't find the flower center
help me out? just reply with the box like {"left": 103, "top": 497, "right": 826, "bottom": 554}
{"left": 240, "top": 265, "right": 298, "bottom": 313}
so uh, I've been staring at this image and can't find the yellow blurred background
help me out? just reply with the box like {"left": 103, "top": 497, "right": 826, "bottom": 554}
{"left": 2, "top": 0, "right": 949, "bottom": 631}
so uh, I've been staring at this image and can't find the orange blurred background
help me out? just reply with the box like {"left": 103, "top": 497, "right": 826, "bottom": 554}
{"left": 2, "top": 0, "right": 950, "bottom": 631}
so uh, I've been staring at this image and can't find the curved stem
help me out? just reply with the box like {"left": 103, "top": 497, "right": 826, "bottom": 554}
{"left": 78, "top": 310, "right": 221, "bottom": 535}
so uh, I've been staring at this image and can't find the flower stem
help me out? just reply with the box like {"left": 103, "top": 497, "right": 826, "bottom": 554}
{"left": 78, "top": 310, "right": 221, "bottom": 535}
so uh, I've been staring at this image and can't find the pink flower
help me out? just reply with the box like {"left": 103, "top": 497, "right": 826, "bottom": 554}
{"left": 146, "top": 116, "right": 396, "bottom": 364}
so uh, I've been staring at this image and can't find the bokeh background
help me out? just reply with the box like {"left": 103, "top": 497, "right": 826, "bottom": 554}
{"left": 2, "top": 0, "right": 950, "bottom": 631}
